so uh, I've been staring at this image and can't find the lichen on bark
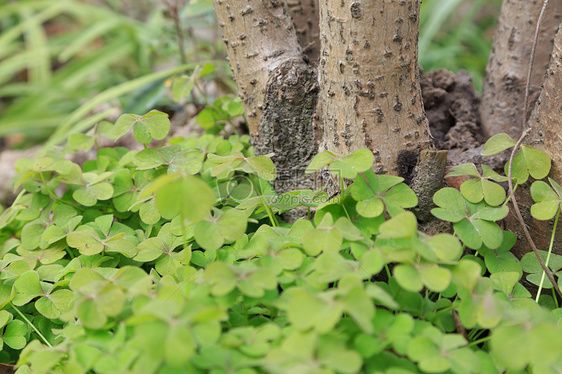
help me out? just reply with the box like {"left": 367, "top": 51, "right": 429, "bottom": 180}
{"left": 254, "top": 59, "right": 319, "bottom": 191}
{"left": 213, "top": 0, "right": 320, "bottom": 192}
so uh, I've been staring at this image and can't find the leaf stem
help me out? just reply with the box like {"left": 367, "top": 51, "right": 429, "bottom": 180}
{"left": 339, "top": 177, "right": 351, "bottom": 220}
{"left": 466, "top": 336, "right": 490, "bottom": 347}
{"left": 10, "top": 303, "right": 52, "bottom": 348}
{"left": 39, "top": 173, "right": 59, "bottom": 202}
{"left": 536, "top": 206, "right": 560, "bottom": 302}
{"left": 248, "top": 174, "right": 277, "bottom": 227}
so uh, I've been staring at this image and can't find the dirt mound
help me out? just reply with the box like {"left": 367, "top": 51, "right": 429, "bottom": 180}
{"left": 421, "top": 68, "right": 483, "bottom": 151}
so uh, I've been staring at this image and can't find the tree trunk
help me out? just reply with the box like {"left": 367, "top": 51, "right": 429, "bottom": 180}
{"left": 318, "top": 0, "right": 435, "bottom": 177}
{"left": 507, "top": 26, "right": 562, "bottom": 258}
{"left": 212, "top": 0, "right": 319, "bottom": 191}
{"left": 288, "top": 0, "right": 321, "bottom": 63}
{"left": 480, "top": 0, "right": 562, "bottom": 139}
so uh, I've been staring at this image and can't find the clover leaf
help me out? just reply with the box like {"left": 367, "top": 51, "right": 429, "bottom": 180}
{"left": 432, "top": 188, "right": 507, "bottom": 249}
{"left": 67, "top": 215, "right": 137, "bottom": 257}
{"left": 393, "top": 263, "right": 451, "bottom": 293}
{"left": 70, "top": 268, "right": 126, "bottom": 329}
{"left": 302, "top": 213, "right": 343, "bottom": 256}
{"left": 208, "top": 153, "right": 277, "bottom": 181}
{"left": 134, "top": 223, "right": 185, "bottom": 263}
{"left": 111, "top": 110, "right": 171, "bottom": 144}
{"left": 204, "top": 262, "right": 277, "bottom": 298}
{"left": 144, "top": 174, "right": 215, "bottom": 222}
{"left": 530, "top": 178, "right": 562, "bottom": 220}
{"left": 351, "top": 170, "right": 417, "bottom": 217}
{"left": 521, "top": 250, "right": 562, "bottom": 289}
{"left": 306, "top": 149, "right": 374, "bottom": 179}
{"left": 72, "top": 171, "right": 114, "bottom": 207}
{"left": 447, "top": 163, "right": 507, "bottom": 206}
{"left": 1, "top": 319, "right": 27, "bottom": 350}
{"left": 478, "top": 231, "right": 521, "bottom": 276}
{"left": 193, "top": 208, "right": 248, "bottom": 251}
{"left": 408, "top": 330, "right": 476, "bottom": 374}
{"left": 481, "top": 133, "right": 516, "bottom": 156}
{"left": 505, "top": 145, "right": 551, "bottom": 184}
{"left": 133, "top": 145, "right": 203, "bottom": 174}
{"left": 286, "top": 289, "right": 344, "bottom": 333}
{"left": 14, "top": 156, "right": 75, "bottom": 189}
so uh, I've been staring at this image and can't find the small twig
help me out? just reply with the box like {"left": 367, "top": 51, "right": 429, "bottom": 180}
{"left": 522, "top": 0, "right": 549, "bottom": 123}
{"left": 508, "top": 128, "right": 562, "bottom": 300}
{"left": 507, "top": 0, "right": 562, "bottom": 300}
{"left": 166, "top": 0, "right": 188, "bottom": 65}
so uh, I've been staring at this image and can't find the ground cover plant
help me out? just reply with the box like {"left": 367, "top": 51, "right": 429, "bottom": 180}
{"left": 4, "top": 0, "right": 562, "bottom": 373}
{"left": 2, "top": 105, "right": 562, "bottom": 373}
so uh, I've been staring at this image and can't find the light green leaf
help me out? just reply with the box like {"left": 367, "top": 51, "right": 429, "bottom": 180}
{"left": 531, "top": 201, "right": 559, "bottom": 220}
{"left": 447, "top": 163, "right": 480, "bottom": 178}
{"left": 342, "top": 149, "right": 374, "bottom": 173}
{"left": 460, "top": 178, "right": 483, "bottom": 204}
{"left": 111, "top": 114, "right": 136, "bottom": 140}
{"left": 155, "top": 175, "right": 215, "bottom": 222}
{"left": 453, "top": 219, "right": 481, "bottom": 250}
{"left": 3, "top": 320, "right": 27, "bottom": 349}
{"left": 431, "top": 187, "right": 466, "bottom": 222}
{"left": 383, "top": 183, "right": 418, "bottom": 210}
{"left": 356, "top": 198, "right": 384, "bottom": 218}
{"left": 521, "top": 145, "right": 551, "bottom": 180}
{"left": 481, "top": 133, "right": 516, "bottom": 156}
{"left": 425, "top": 234, "right": 462, "bottom": 262}
{"left": 217, "top": 209, "right": 247, "bottom": 241}
{"left": 419, "top": 265, "right": 451, "bottom": 292}
{"left": 306, "top": 152, "right": 335, "bottom": 173}
{"left": 141, "top": 110, "right": 170, "bottom": 140}
{"left": 394, "top": 265, "right": 423, "bottom": 292}
{"left": 204, "top": 262, "right": 237, "bottom": 296}
{"left": 194, "top": 221, "right": 224, "bottom": 251}
{"left": 471, "top": 219, "right": 502, "bottom": 249}
{"left": 245, "top": 156, "right": 276, "bottom": 181}
{"left": 288, "top": 291, "right": 343, "bottom": 333}
{"left": 302, "top": 227, "right": 343, "bottom": 256}
{"left": 451, "top": 259, "right": 481, "bottom": 291}
{"left": 378, "top": 211, "right": 417, "bottom": 239}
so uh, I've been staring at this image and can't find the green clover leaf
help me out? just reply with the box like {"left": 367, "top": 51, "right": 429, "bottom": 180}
{"left": 530, "top": 178, "right": 562, "bottom": 220}
{"left": 481, "top": 133, "right": 516, "bottom": 156}
{"left": 432, "top": 188, "right": 507, "bottom": 249}
{"left": 306, "top": 149, "right": 374, "bottom": 179}
{"left": 505, "top": 145, "right": 551, "bottom": 184}
{"left": 447, "top": 164, "right": 507, "bottom": 206}
{"left": 111, "top": 110, "right": 170, "bottom": 144}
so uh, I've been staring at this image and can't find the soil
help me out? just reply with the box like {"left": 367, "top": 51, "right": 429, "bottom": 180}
{"left": 421, "top": 68, "right": 483, "bottom": 151}
{"left": 420, "top": 68, "right": 509, "bottom": 188}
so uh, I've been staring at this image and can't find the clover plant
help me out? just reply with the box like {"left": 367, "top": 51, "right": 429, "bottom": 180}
{"left": 2, "top": 113, "right": 562, "bottom": 374}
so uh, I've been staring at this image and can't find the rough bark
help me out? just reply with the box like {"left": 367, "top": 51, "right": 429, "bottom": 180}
{"left": 318, "top": 0, "right": 434, "bottom": 177}
{"left": 287, "top": 0, "right": 321, "bottom": 63}
{"left": 213, "top": 0, "right": 319, "bottom": 191}
{"left": 480, "top": 0, "right": 562, "bottom": 139}
{"left": 507, "top": 27, "right": 562, "bottom": 258}
{"left": 528, "top": 30, "right": 562, "bottom": 183}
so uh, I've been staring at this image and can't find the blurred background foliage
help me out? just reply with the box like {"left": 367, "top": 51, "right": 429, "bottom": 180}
{"left": 0, "top": 0, "right": 501, "bottom": 148}
{"left": 419, "top": 0, "right": 503, "bottom": 92}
